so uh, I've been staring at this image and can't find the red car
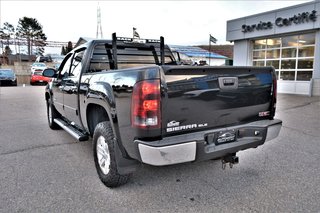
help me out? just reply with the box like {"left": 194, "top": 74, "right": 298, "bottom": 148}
{"left": 30, "top": 70, "right": 51, "bottom": 85}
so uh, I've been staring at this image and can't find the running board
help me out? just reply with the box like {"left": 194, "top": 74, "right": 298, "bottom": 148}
{"left": 54, "top": 118, "right": 89, "bottom": 141}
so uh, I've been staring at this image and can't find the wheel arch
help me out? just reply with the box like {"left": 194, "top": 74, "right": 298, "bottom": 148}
{"left": 45, "top": 91, "right": 50, "bottom": 101}
{"left": 45, "top": 84, "right": 53, "bottom": 101}
{"left": 86, "top": 103, "right": 110, "bottom": 137}
{"left": 84, "top": 82, "right": 116, "bottom": 136}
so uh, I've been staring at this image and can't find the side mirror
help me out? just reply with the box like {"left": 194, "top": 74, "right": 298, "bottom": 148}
{"left": 43, "top": 68, "right": 57, "bottom": 78}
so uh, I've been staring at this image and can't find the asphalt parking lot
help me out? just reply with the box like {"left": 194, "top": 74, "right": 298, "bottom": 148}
{"left": 0, "top": 85, "right": 319, "bottom": 212}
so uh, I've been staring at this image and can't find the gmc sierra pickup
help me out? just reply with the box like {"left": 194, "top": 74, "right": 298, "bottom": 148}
{"left": 43, "top": 33, "right": 282, "bottom": 187}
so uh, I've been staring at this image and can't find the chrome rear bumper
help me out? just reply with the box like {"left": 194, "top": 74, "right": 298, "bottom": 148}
{"left": 137, "top": 119, "right": 282, "bottom": 166}
{"left": 138, "top": 142, "right": 196, "bottom": 166}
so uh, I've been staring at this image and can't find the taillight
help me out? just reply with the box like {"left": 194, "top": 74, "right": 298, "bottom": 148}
{"left": 131, "top": 79, "right": 161, "bottom": 128}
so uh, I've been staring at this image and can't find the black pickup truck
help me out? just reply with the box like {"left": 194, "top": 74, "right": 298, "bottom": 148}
{"left": 43, "top": 33, "right": 282, "bottom": 187}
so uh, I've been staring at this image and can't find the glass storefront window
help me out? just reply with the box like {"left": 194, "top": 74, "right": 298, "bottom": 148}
{"left": 280, "top": 71, "right": 295, "bottom": 80}
{"left": 253, "top": 40, "right": 266, "bottom": 49}
{"left": 253, "top": 50, "right": 265, "bottom": 59}
{"left": 298, "top": 46, "right": 314, "bottom": 57}
{"left": 252, "top": 33, "right": 315, "bottom": 82}
{"left": 297, "top": 71, "right": 312, "bottom": 81}
{"left": 298, "top": 59, "right": 313, "bottom": 69}
{"left": 267, "top": 38, "right": 281, "bottom": 48}
{"left": 282, "top": 48, "right": 297, "bottom": 58}
{"left": 282, "top": 35, "right": 299, "bottom": 47}
{"left": 281, "top": 59, "right": 296, "bottom": 69}
{"left": 253, "top": 61, "right": 265, "bottom": 66}
{"left": 266, "top": 49, "right": 280, "bottom": 59}
{"left": 298, "top": 33, "right": 316, "bottom": 45}
{"left": 266, "top": 60, "right": 280, "bottom": 69}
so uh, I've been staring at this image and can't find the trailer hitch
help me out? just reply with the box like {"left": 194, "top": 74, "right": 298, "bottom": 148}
{"left": 221, "top": 154, "right": 239, "bottom": 169}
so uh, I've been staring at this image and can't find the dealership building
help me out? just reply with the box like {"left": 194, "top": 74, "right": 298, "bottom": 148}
{"left": 227, "top": 0, "right": 320, "bottom": 96}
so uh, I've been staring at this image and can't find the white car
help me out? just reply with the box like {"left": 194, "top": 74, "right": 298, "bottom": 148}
{"left": 31, "top": 62, "right": 47, "bottom": 73}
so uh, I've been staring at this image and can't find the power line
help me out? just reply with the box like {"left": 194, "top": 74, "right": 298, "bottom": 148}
{"left": 0, "top": 39, "right": 76, "bottom": 47}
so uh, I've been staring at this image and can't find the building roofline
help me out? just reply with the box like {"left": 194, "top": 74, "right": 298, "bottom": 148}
{"left": 227, "top": 0, "right": 316, "bottom": 23}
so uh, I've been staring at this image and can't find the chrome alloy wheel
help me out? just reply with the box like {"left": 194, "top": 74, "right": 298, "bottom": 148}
{"left": 96, "top": 135, "right": 110, "bottom": 175}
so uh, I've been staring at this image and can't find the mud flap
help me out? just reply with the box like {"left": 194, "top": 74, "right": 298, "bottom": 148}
{"left": 114, "top": 139, "right": 139, "bottom": 175}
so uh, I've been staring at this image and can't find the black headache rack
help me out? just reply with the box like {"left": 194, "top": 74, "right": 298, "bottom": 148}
{"left": 91, "top": 32, "right": 176, "bottom": 71}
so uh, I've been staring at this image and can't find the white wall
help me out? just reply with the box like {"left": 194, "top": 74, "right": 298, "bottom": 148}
{"left": 233, "top": 40, "right": 251, "bottom": 66}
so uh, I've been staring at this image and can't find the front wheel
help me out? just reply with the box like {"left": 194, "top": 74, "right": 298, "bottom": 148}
{"left": 46, "top": 98, "right": 61, "bottom": 130}
{"left": 93, "top": 121, "right": 129, "bottom": 187}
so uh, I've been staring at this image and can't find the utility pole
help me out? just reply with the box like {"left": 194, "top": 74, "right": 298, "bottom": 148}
{"left": 96, "top": 2, "right": 103, "bottom": 39}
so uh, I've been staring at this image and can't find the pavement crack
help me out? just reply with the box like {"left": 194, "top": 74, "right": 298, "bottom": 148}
{"left": 0, "top": 141, "right": 87, "bottom": 156}
{"left": 278, "top": 103, "right": 311, "bottom": 112}
{"left": 278, "top": 100, "right": 320, "bottom": 112}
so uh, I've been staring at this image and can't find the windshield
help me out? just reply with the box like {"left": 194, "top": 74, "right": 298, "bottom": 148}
{"left": 0, "top": 69, "right": 14, "bottom": 77}
{"left": 52, "top": 56, "right": 64, "bottom": 62}
{"left": 32, "top": 63, "right": 46, "bottom": 67}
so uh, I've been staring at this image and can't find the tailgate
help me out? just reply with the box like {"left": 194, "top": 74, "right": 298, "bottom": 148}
{"left": 161, "top": 66, "right": 276, "bottom": 136}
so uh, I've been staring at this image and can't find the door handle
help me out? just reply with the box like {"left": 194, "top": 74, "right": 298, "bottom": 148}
{"left": 218, "top": 77, "right": 238, "bottom": 90}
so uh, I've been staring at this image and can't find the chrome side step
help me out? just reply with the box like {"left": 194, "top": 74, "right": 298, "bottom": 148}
{"left": 54, "top": 118, "right": 89, "bottom": 141}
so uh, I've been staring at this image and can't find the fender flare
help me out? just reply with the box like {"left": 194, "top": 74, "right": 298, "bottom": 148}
{"left": 84, "top": 82, "right": 138, "bottom": 174}
{"left": 44, "top": 83, "right": 53, "bottom": 101}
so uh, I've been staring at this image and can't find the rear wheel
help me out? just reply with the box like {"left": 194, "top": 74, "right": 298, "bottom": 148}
{"left": 46, "top": 98, "right": 61, "bottom": 130}
{"left": 93, "top": 121, "right": 129, "bottom": 187}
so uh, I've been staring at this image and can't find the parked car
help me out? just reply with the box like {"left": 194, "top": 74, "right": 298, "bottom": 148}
{"left": 31, "top": 62, "right": 47, "bottom": 73}
{"left": 51, "top": 55, "right": 64, "bottom": 63}
{"left": 0, "top": 69, "right": 17, "bottom": 86}
{"left": 30, "top": 70, "right": 51, "bottom": 85}
{"left": 35, "top": 56, "right": 52, "bottom": 63}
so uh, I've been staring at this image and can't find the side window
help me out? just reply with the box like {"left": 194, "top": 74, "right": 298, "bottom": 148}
{"left": 70, "top": 50, "right": 85, "bottom": 77}
{"left": 59, "top": 54, "right": 73, "bottom": 79}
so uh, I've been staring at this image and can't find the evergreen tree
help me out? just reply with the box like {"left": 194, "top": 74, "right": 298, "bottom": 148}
{"left": 0, "top": 22, "right": 15, "bottom": 53}
{"left": 66, "top": 41, "right": 73, "bottom": 53}
{"left": 0, "top": 22, "right": 15, "bottom": 46}
{"left": 4, "top": 45, "right": 12, "bottom": 55}
{"left": 61, "top": 46, "right": 66, "bottom": 55}
{"left": 16, "top": 17, "right": 47, "bottom": 56}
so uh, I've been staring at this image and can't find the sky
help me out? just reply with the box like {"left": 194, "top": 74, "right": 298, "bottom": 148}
{"left": 0, "top": 0, "right": 312, "bottom": 53}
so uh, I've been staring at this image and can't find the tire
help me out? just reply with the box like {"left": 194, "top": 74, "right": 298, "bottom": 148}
{"left": 46, "top": 98, "right": 61, "bottom": 130}
{"left": 93, "top": 121, "right": 129, "bottom": 187}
